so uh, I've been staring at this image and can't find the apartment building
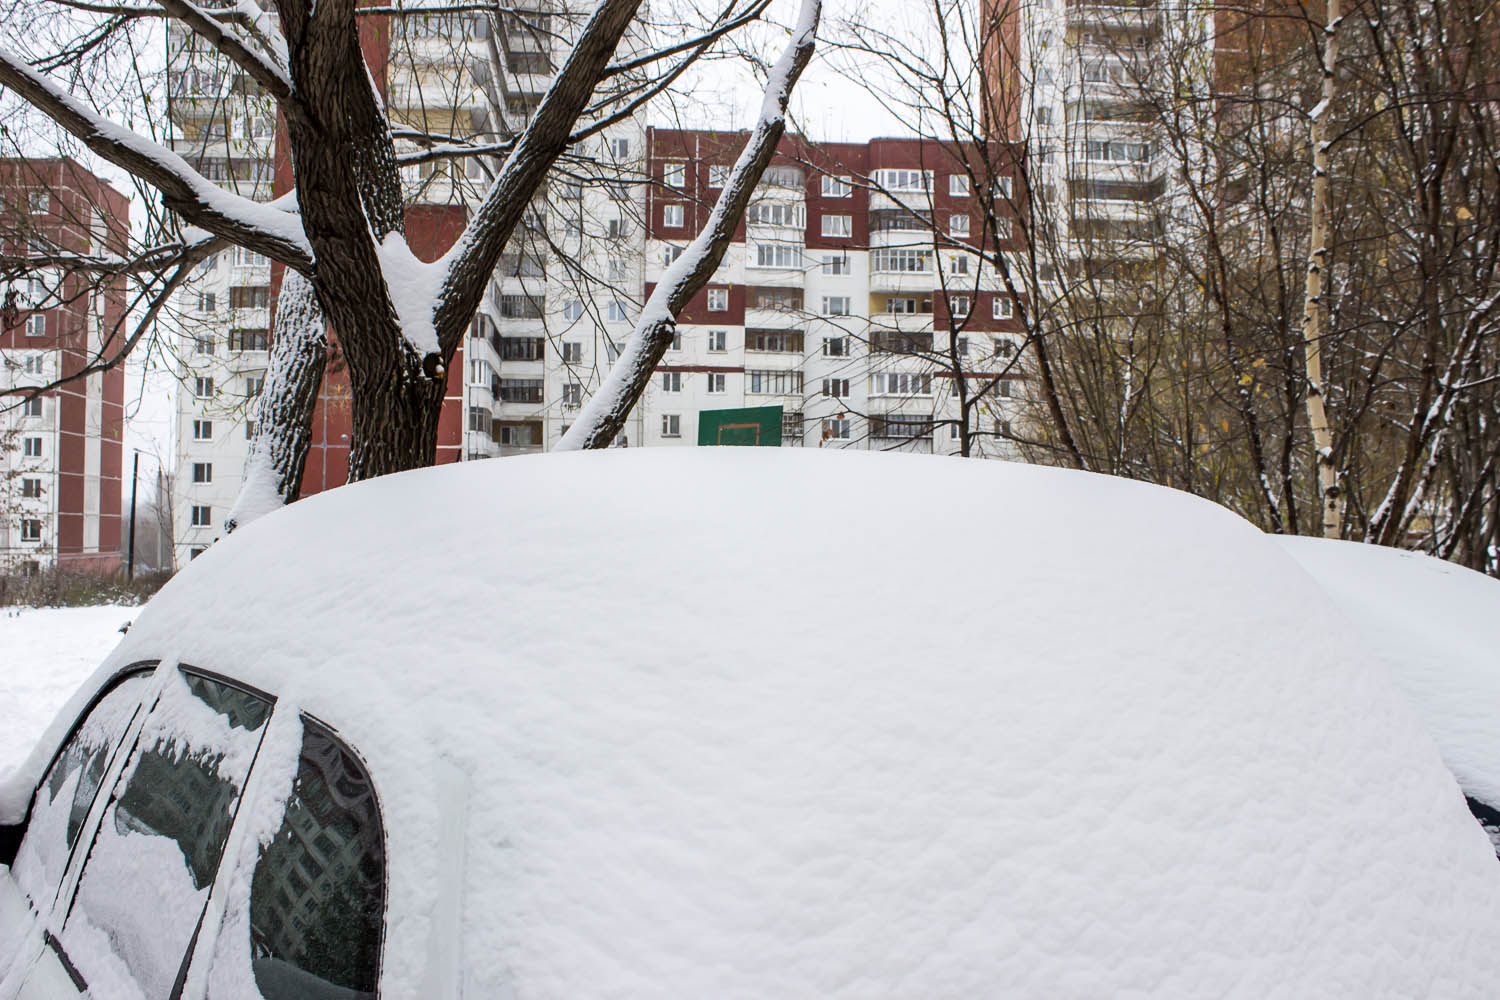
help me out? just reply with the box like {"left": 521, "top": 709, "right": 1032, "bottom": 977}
{"left": 165, "top": 19, "right": 278, "bottom": 564}
{"left": 478, "top": 129, "right": 1026, "bottom": 456}
{"left": 0, "top": 158, "right": 127, "bottom": 574}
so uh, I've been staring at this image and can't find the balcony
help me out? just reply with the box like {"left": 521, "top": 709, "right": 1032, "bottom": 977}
{"left": 868, "top": 270, "right": 935, "bottom": 294}
{"left": 870, "top": 329, "right": 935, "bottom": 355}
{"left": 1063, "top": 0, "right": 1162, "bottom": 32}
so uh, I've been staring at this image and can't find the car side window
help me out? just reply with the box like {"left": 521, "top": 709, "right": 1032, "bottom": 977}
{"left": 59, "top": 668, "right": 272, "bottom": 1000}
{"left": 242, "top": 721, "right": 385, "bottom": 999}
{"left": 8, "top": 673, "right": 152, "bottom": 910}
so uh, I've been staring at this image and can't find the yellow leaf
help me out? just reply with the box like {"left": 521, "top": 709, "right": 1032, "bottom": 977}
{"left": 1457, "top": 205, "right": 1473, "bottom": 220}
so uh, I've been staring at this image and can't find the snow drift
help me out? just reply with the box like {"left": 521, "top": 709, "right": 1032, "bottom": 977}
{"left": 6, "top": 449, "right": 1499, "bottom": 998}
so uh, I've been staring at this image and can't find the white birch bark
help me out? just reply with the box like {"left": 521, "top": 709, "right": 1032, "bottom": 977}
{"left": 1301, "top": 0, "right": 1343, "bottom": 538}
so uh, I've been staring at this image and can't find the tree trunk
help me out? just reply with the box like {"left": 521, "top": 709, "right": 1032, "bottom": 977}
{"left": 347, "top": 359, "right": 449, "bottom": 477}
{"left": 1301, "top": 0, "right": 1343, "bottom": 538}
{"left": 226, "top": 270, "right": 327, "bottom": 532}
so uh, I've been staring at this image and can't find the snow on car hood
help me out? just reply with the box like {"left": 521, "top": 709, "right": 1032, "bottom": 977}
{"left": 1274, "top": 536, "right": 1500, "bottom": 809}
{"left": 8, "top": 449, "right": 1500, "bottom": 998}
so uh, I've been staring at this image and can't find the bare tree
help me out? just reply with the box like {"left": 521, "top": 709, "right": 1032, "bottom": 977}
{"left": 0, "top": 0, "right": 820, "bottom": 507}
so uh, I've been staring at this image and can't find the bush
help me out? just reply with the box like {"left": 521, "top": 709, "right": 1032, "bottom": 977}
{"left": 0, "top": 568, "right": 171, "bottom": 608}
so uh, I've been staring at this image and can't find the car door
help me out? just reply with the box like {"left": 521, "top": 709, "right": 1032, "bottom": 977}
{"left": 0, "top": 669, "right": 154, "bottom": 997}
{"left": 4, "top": 666, "right": 274, "bottom": 1000}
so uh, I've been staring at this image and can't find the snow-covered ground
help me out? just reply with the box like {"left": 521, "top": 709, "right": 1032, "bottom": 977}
{"left": 0, "top": 605, "right": 130, "bottom": 772}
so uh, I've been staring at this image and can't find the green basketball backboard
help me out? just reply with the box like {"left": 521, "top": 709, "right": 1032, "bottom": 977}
{"left": 697, "top": 405, "right": 784, "bottom": 447}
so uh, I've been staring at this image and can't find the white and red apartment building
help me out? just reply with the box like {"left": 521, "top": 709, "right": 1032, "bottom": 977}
{"left": 486, "top": 129, "right": 1028, "bottom": 455}
{"left": 0, "top": 158, "right": 128, "bottom": 574}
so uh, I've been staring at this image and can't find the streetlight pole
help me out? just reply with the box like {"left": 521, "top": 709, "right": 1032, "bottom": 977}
{"left": 126, "top": 450, "right": 139, "bottom": 581}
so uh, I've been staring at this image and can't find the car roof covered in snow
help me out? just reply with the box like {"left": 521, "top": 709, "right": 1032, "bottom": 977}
{"left": 7, "top": 449, "right": 1500, "bottom": 997}
{"left": 1274, "top": 536, "right": 1500, "bottom": 810}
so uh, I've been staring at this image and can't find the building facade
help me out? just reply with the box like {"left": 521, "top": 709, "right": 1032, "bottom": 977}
{"left": 0, "top": 158, "right": 128, "bottom": 574}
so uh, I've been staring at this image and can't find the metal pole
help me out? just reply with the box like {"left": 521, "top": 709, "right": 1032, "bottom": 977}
{"left": 126, "top": 451, "right": 139, "bottom": 581}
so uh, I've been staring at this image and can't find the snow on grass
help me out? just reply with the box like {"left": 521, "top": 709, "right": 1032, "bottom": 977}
{"left": 0, "top": 605, "right": 130, "bottom": 772}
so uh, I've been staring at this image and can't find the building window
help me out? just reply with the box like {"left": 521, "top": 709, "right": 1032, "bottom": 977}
{"left": 232, "top": 246, "right": 269, "bottom": 267}
{"left": 992, "top": 296, "right": 1014, "bottom": 320}
{"left": 23, "top": 437, "right": 42, "bottom": 458}
{"left": 470, "top": 359, "right": 491, "bottom": 385}
{"left": 752, "top": 244, "right": 802, "bottom": 269}
{"left": 822, "top": 296, "right": 851, "bottom": 317}
{"left": 822, "top": 378, "right": 849, "bottom": 398}
{"left": 949, "top": 214, "right": 971, "bottom": 237}
{"left": 957, "top": 336, "right": 969, "bottom": 356}
{"left": 950, "top": 255, "right": 971, "bottom": 275}
{"left": 663, "top": 162, "right": 686, "bottom": 188}
{"left": 562, "top": 383, "right": 582, "bottom": 407}
{"left": 23, "top": 355, "right": 44, "bottom": 375}
{"left": 661, "top": 372, "right": 682, "bottom": 392}
{"left": 993, "top": 337, "right": 1017, "bottom": 358}
{"left": 996, "top": 378, "right": 1013, "bottom": 397}
{"left": 191, "top": 505, "right": 213, "bottom": 527}
{"left": 663, "top": 204, "right": 685, "bottom": 228}
{"left": 747, "top": 203, "right": 804, "bottom": 227}
{"left": 606, "top": 301, "right": 629, "bottom": 323}
{"left": 25, "top": 314, "right": 45, "bottom": 338}
{"left": 561, "top": 342, "right": 582, "bottom": 363}
{"left": 871, "top": 372, "right": 932, "bottom": 396}
{"left": 193, "top": 419, "right": 213, "bottom": 441}
{"left": 497, "top": 294, "right": 545, "bottom": 319}
{"left": 562, "top": 299, "right": 585, "bottom": 321}
{"left": 782, "top": 410, "right": 803, "bottom": 442}
{"left": 246, "top": 375, "right": 265, "bottom": 397}
{"left": 708, "top": 165, "right": 730, "bottom": 188}
{"left": 872, "top": 168, "right": 932, "bottom": 193}
{"left": 707, "top": 329, "right": 727, "bottom": 352}
{"left": 502, "top": 335, "right": 545, "bottom": 362}
{"left": 661, "top": 414, "right": 681, "bottom": 438}
{"left": 608, "top": 136, "right": 631, "bottom": 159}
{"left": 821, "top": 253, "right": 850, "bottom": 275}
{"left": 821, "top": 215, "right": 852, "bottom": 238}
{"left": 192, "top": 462, "right": 213, "bottom": 483}
{"left": 198, "top": 292, "right": 217, "bottom": 312}
{"left": 746, "top": 370, "right": 802, "bottom": 395}
{"left": 821, "top": 175, "right": 852, "bottom": 198}
{"left": 747, "top": 330, "right": 803, "bottom": 353}
{"left": 22, "top": 396, "right": 42, "bottom": 418}
{"left": 707, "top": 288, "right": 729, "bottom": 312}
{"left": 663, "top": 245, "right": 684, "bottom": 267}
{"left": 822, "top": 417, "right": 851, "bottom": 440}
{"left": 950, "top": 295, "right": 971, "bottom": 318}
{"left": 706, "top": 372, "right": 726, "bottom": 393}
{"left": 870, "top": 249, "right": 932, "bottom": 273}
{"left": 229, "top": 328, "right": 269, "bottom": 352}
{"left": 20, "top": 519, "right": 42, "bottom": 542}
{"left": 873, "top": 414, "right": 934, "bottom": 439}
{"left": 995, "top": 176, "right": 1014, "bottom": 199}
{"left": 229, "top": 285, "right": 270, "bottom": 309}
{"left": 21, "top": 477, "right": 42, "bottom": 498}
{"left": 670, "top": 330, "right": 682, "bottom": 351}
{"left": 608, "top": 257, "right": 628, "bottom": 280}
{"left": 949, "top": 175, "right": 971, "bottom": 197}
{"left": 195, "top": 336, "right": 216, "bottom": 355}
{"left": 28, "top": 192, "right": 49, "bottom": 214}
{"left": 468, "top": 405, "right": 492, "bottom": 433}
{"left": 194, "top": 377, "right": 215, "bottom": 398}
{"left": 823, "top": 336, "right": 849, "bottom": 357}
{"left": 606, "top": 217, "right": 629, "bottom": 241}
{"left": 497, "top": 378, "right": 544, "bottom": 403}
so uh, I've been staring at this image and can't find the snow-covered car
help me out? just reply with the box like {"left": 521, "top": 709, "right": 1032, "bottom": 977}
{"left": 2, "top": 449, "right": 1498, "bottom": 999}
{"left": 1275, "top": 536, "right": 1500, "bottom": 854}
